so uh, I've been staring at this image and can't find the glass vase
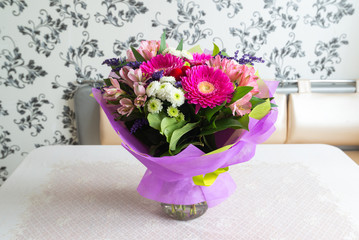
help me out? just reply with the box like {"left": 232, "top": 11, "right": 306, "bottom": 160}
{"left": 160, "top": 201, "right": 208, "bottom": 221}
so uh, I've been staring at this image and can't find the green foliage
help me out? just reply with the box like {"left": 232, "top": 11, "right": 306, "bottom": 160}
{"left": 204, "top": 101, "right": 226, "bottom": 122}
{"left": 230, "top": 86, "right": 253, "bottom": 104}
{"left": 104, "top": 78, "right": 112, "bottom": 86}
{"left": 201, "top": 114, "right": 249, "bottom": 136}
{"left": 249, "top": 99, "right": 271, "bottom": 120}
{"left": 147, "top": 112, "right": 166, "bottom": 130}
{"left": 159, "top": 31, "right": 167, "bottom": 53}
{"left": 170, "top": 122, "right": 200, "bottom": 151}
{"left": 161, "top": 118, "right": 186, "bottom": 142}
{"left": 250, "top": 96, "right": 274, "bottom": 108}
{"left": 176, "top": 39, "right": 183, "bottom": 51}
{"left": 212, "top": 43, "right": 220, "bottom": 56}
{"left": 130, "top": 46, "right": 146, "bottom": 62}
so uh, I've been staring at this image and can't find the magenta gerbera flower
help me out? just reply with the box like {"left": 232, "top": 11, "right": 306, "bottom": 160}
{"left": 189, "top": 53, "right": 213, "bottom": 65}
{"left": 181, "top": 65, "right": 234, "bottom": 110}
{"left": 140, "top": 54, "right": 184, "bottom": 76}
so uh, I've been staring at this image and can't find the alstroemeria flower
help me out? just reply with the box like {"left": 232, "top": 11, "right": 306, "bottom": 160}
{"left": 229, "top": 93, "right": 252, "bottom": 116}
{"left": 126, "top": 40, "right": 162, "bottom": 61}
{"left": 235, "top": 65, "right": 259, "bottom": 95}
{"left": 134, "top": 95, "right": 147, "bottom": 108}
{"left": 119, "top": 66, "right": 134, "bottom": 88}
{"left": 133, "top": 82, "right": 146, "bottom": 96}
{"left": 103, "top": 77, "right": 125, "bottom": 100}
{"left": 127, "top": 68, "right": 149, "bottom": 84}
{"left": 207, "top": 55, "right": 259, "bottom": 95}
{"left": 207, "top": 55, "right": 240, "bottom": 82}
{"left": 117, "top": 98, "right": 135, "bottom": 117}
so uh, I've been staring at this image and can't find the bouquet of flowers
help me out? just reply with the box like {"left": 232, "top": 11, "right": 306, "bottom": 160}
{"left": 93, "top": 33, "right": 278, "bottom": 215}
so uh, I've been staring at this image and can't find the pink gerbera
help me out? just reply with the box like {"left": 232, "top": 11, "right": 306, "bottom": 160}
{"left": 189, "top": 53, "right": 213, "bottom": 65}
{"left": 140, "top": 54, "right": 184, "bottom": 76}
{"left": 181, "top": 65, "right": 234, "bottom": 110}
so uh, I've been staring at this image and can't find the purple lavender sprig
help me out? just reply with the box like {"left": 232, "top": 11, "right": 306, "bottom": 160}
{"left": 102, "top": 57, "right": 143, "bottom": 72}
{"left": 218, "top": 51, "right": 265, "bottom": 66}
{"left": 152, "top": 70, "right": 164, "bottom": 80}
{"left": 130, "top": 118, "right": 149, "bottom": 134}
{"left": 102, "top": 57, "right": 124, "bottom": 67}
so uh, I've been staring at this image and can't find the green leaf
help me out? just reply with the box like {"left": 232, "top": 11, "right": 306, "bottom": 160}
{"left": 187, "top": 45, "right": 203, "bottom": 54}
{"left": 147, "top": 112, "right": 166, "bottom": 131}
{"left": 176, "top": 39, "right": 183, "bottom": 51}
{"left": 249, "top": 99, "right": 271, "bottom": 120}
{"left": 104, "top": 78, "right": 111, "bottom": 86}
{"left": 204, "top": 101, "right": 226, "bottom": 122}
{"left": 159, "top": 117, "right": 183, "bottom": 142}
{"left": 160, "top": 117, "right": 177, "bottom": 134}
{"left": 170, "top": 122, "right": 200, "bottom": 151}
{"left": 220, "top": 51, "right": 229, "bottom": 57}
{"left": 250, "top": 96, "right": 266, "bottom": 107}
{"left": 159, "top": 31, "right": 167, "bottom": 53}
{"left": 230, "top": 86, "right": 254, "bottom": 104}
{"left": 130, "top": 46, "right": 146, "bottom": 62}
{"left": 201, "top": 116, "right": 249, "bottom": 136}
{"left": 238, "top": 114, "right": 249, "bottom": 131}
{"left": 212, "top": 43, "right": 220, "bottom": 56}
{"left": 271, "top": 103, "right": 278, "bottom": 108}
{"left": 163, "top": 120, "right": 186, "bottom": 142}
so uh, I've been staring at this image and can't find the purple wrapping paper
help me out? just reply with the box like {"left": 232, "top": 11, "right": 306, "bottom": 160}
{"left": 92, "top": 80, "right": 278, "bottom": 207}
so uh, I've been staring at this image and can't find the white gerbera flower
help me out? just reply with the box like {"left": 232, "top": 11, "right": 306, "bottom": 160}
{"left": 168, "top": 87, "right": 185, "bottom": 107}
{"left": 167, "top": 106, "right": 179, "bottom": 118}
{"left": 146, "top": 81, "right": 160, "bottom": 97}
{"left": 147, "top": 98, "right": 163, "bottom": 114}
{"left": 160, "top": 76, "right": 176, "bottom": 85}
{"left": 156, "top": 82, "right": 173, "bottom": 101}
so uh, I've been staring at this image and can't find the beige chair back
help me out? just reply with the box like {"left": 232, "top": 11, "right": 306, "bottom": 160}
{"left": 99, "top": 108, "right": 122, "bottom": 145}
{"left": 287, "top": 80, "right": 359, "bottom": 145}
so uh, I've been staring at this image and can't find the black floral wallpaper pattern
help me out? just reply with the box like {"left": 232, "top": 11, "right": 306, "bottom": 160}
{"left": 0, "top": 0, "right": 358, "bottom": 185}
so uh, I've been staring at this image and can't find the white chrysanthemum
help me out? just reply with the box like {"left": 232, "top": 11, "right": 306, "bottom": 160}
{"left": 163, "top": 48, "right": 193, "bottom": 60}
{"left": 163, "top": 48, "right": 182, "bottom": 58}
{"left": 147, "top": 98, "right": 163, "bottom": 114}
{"left": 176, "top": 112, "right": 185, "bottom": 121}
{"left": 146, "top": 81, "right": 160, "bottom": 97}
{"left": 160, "top": 76, "right": 176, "bottom": 85}
{"left": 168, "top": 87, "right": 185, "bottom": 107}
{"left": 181, "top": 50, "right": 193, "bottom": 60}
{"left": 167, "top": 106, "right": 179, "bottom": 118}
{"left": 156, "top": 82, "right": 173, "bottom": 101}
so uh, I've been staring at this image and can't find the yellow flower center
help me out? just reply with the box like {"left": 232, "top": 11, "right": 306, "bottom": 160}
{"left": 198, "top": 81, "right": 215, "bottom": 94}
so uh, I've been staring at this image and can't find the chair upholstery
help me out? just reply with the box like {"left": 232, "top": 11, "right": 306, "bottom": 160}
{"left": 344, "top": 151, "right": 359, "bottom": 165}
{"left": 99, "top": 108, "right": 122, "bottom": 145}
{"left": 74, "top": 85, "right": 101, "bottom": 145}
{"left": 287, "top": 80, "right": 359, "bottom": 145}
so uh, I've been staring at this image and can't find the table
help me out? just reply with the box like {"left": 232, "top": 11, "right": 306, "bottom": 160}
{"left": 0, "top": 144, "right": 359, "bottom": 239}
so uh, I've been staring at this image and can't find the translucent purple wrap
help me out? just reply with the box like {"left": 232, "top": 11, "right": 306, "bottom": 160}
{"left": 92, "top": 80, "right": 278, "bottom": 207}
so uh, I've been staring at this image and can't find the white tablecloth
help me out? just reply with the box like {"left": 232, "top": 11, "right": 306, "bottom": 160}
{"left": 0, "top": 144, "right": 359, "bottom": 240}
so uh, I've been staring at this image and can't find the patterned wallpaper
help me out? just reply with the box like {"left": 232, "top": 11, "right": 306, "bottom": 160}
{"left": 0, "top": 0, "right": 358, "bottom": 185}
